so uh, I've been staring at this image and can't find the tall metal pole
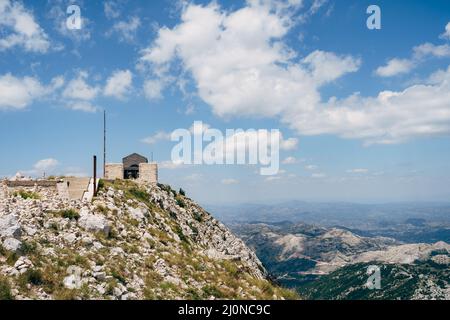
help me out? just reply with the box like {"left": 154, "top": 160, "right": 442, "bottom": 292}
{"left": 93, "top": 155, "right": 97, "bottom": 196}
{"left": 103, "top": 110, "right": 106, "bottom": 178}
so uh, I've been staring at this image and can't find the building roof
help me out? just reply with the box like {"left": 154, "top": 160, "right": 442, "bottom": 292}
{"left": 122, "top": 153, "right": 148, "bottom": 169}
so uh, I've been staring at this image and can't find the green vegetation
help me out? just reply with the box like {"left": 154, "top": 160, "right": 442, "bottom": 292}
{"left": 13, "top": 189, "right": 40, "bottom": 200}
{"left": 176, "top": 197, "right": 186, "bottom": 208}
{"left": 296, "top": 261, "right": 449, "bottom": 300}
{"left": 57, "top": 209, "right": 80, "bottom": 221}
{"left": 0, "top": 276, "right": 13, "bottom": 300}
{"left": 179, "top": 188, "right": 186, "bottom": 196}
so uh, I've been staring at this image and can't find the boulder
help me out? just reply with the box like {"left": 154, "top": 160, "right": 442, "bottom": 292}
{"left": 0, "top": 214, "right": 21, "bottom": 238}
{"left": 2, "top": 237, "right": 22, "bottom": 253}
{"left": 78, "top": 214, "right": 110, "bottom": 236}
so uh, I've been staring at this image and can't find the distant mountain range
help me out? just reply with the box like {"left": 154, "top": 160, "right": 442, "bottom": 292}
{"left": 208, "top": 201, "right": 450, "bottom": 243}
{"left": 227, "top": 219, "right": 449, "bottom": 300}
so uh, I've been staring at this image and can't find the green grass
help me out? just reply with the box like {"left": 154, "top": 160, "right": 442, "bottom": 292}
{"left": 57, "top": 209, "right": 80, "bottom": 221}
{"left": 13, "top": 190, "right": 40, "bottom": 200}
{"left": 0, "top": 276, "right": 13, "bottom": 300}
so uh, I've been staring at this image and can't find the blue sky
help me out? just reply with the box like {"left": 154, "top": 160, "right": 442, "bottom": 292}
{"left": 1, "top": 0, "right": 450, "bottom": 205}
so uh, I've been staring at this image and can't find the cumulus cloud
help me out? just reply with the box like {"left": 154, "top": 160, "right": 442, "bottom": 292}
{"left": 63, "top": 72, "right": 100, "bottom": 101}
{"left": 0, "top": 0, "right": 50, "bottom": 52}
{"left": 61, "top": 72, "right": 101, "bottom": 112}
{"left": 0, "top": 74, "right": 63, "bottom": 110}
{"left": 375, "top": 29, "right": 450, "bottom": 78}
{"left": 142, "top": 3, "right": 450, "bottom": 145}
{"left": 140, "top": 2, "right": 361, "bottom": 119}
{"left": 440, "top": 22, "right": 450, "bottom": 40}
{"left": 47, "top": 0, "right": 92, "bottom": 42}
{"left": 141, "top": 131, "right": 171, "bottom": 145}
{"left": 107, "top": 16, "right": 140, "bottom": 42}
{"left": 375, "top": 58, "right": 414, "bottom": 77}
{"left": 143, "top": 79, "right": 164, "bottom": 100}
{"left": 34, "top": 158, "right": 59, "bottom": 172}
{"left": 104, "top": 69, "right": 133, "bottom": 99}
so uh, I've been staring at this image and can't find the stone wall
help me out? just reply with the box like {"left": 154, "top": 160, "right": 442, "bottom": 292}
{"left": 105, "top": 164, "right": 123, "bottom": 180}
{"left": 139, "top": 163, "right": 158, "bottom": 184}
{"left": 6, "top": 180, "right": 58, "bottom": 188}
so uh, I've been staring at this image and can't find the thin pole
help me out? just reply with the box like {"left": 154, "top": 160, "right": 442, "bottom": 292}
{"left": 103, "top": 110, "right": 106, "bottom": 178}
{"left": 93, "top": 155, "right": 97, "bottom": 196}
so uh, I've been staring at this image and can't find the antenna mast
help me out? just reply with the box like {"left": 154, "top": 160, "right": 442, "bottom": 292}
{"left": 103, "top": 110, "right": 106, "bottom": 178}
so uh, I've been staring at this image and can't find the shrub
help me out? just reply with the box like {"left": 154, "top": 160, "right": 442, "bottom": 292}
{"left": 59, "top": 209, "right": 80, "bottom": 221}
{"left": 128, "top": 187, "right": 150, "bottom": 203}
{"left": 176, "top": 198, "right": 186, "bottom": 208}
{"left": 13, "top": 190, "right": 40, "bottom": 200}
{"left": 21, "top": 269, "right": 44, "bottom": 286}
{"left": 179, "top": 188, "right": 186, "bottom": 196}
{"left": 0, "top": 277, "right": 13, "bottom": 300}
{"left": 20, "top": 241, "right": 37, "bottom": 255}
{"left": 97, "top": 179, "right": 105, "bottom": 191}
{"left": 193, "top": 212, "right": 203, "bottom": 222}
{"left": 175, "top": 226, "right": 188, "bottom": 243}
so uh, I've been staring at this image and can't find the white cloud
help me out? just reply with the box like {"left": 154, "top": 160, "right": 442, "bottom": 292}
{"left": 143, "top": 2, "right": 450, "bottom": 146}
{"left": 440, "top": 22, "right": 450, "bottom": 40}
{"left": 141, "top": 131, "right": 171, "bottom": 145}
{"left": 63, "top": 72, "right": 100, "bottom": 101}
{"left": 0, "top": 0, "right": 50, "bottom": 52}
{"left": 375, "top": 58, "right": 415, "bottom": 77}
{"left": 48, "top": 1, "right": 91, "bottom": 42}
{"left": 140, "top": 2, "right": 360, "bottom": 119}
{"left": 107, "top": 16, "right": 140, "bottom": 42}
{"left": 293, "top": 65, "right": 450, "bottom": 145}
{"left": 303, "top": 50, "right": 361, "bottom": 84}
{"left": 143, "top": 79, "right": 164, "bottom": 100}
{"left": 305, "top": 164, "right": 318, "bottom": 171}
{"left": 222, "top": 178, "right": 239, "bottom": 185}
{"left": 104, "top": 1, "right": 121, "bottom": 19}
{"left": 159, "top": 160, "right": 186, "bottom": 169}
{"left": 104, "top": 69, "right": 133, "bottom": 99}
{"left": 347, "top": 168, "right": 369, "bottom": 174}
{"left": 65, "top": 101, "right": 98, "bottom": 113}
{"left": 0, "top": 73, "right": 63, "bottom": 110}
{"left": 413, "top": 43, "right": 450, "bottom": 59}
{"left": 282, "top": 156, "right": 297, "bottom": 164}
{"left": 280, "top": 136, "right": 298, "bottom": 150}
{"left": 34, "top": 158, "right": 59, "bottom": 172}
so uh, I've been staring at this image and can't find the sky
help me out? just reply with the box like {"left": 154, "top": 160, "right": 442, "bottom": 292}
{"left": 1, "top": 0, "right": 450, "bottom": 205}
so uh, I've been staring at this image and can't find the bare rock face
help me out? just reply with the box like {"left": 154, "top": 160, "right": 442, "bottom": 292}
{"left": 0, "top": 214, "right": 21, "bottom": 239}
{"left": 0, "top": 180, "right": 293, "bottom": 300}
{"left": 2, "top": 238, "right": 22, "bottom": 253}
{"left": 78, "top": 210, "right": 111, "bottom": 236}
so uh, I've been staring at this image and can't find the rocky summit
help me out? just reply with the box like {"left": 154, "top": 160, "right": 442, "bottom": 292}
{"left": 0, "top": 180, "right": 297, "bottom": 300}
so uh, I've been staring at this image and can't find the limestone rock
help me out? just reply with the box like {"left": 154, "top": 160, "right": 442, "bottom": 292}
{"left": 0, "top": 214, "right": 21, "bottom": 239}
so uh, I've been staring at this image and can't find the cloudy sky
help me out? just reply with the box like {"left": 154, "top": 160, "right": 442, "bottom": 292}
{"left": 1, "top": 0, "right": 450, "bottom": 205}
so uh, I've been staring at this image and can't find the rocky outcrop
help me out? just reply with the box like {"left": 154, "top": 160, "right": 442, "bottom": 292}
{"left": 0, "top": 180, "right": 295, "bottom": 300}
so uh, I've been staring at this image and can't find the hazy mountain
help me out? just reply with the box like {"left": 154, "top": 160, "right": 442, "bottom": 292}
{"left": 230, "top": 222, "right": 449, "bottom": 300}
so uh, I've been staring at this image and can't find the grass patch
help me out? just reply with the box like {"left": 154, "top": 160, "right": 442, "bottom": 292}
{"left": 0, "top": 276, "right": 13, "bottom": 300}
{"left": 13, "top": 189, "right": 40, "bottom": 200}
{"left": 57, "top": 209, "right": 80, "bottom": 221}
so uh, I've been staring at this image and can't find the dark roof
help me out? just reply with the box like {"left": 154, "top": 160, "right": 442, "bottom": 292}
{"left": 122, "top": 153, "right": 148, "bottom": 169}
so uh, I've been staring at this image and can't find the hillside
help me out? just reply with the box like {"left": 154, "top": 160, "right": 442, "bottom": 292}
{"left": 0, "top": 180, "right": 297, "bottom": 300}
{"left": 231, "top": 222, "right": 449, "bottom": 300}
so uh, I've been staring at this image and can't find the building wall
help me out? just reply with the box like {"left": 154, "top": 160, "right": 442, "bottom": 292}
{"left": 139, "top": 163, "right": 158, "bottom": 184}
{"left": 105, "top": 164, "right": 123, "bottom": 180}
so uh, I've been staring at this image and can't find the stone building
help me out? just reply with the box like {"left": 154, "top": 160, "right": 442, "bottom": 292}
{"left": 105, "top": 153, "right": 158, "bottom": 184}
